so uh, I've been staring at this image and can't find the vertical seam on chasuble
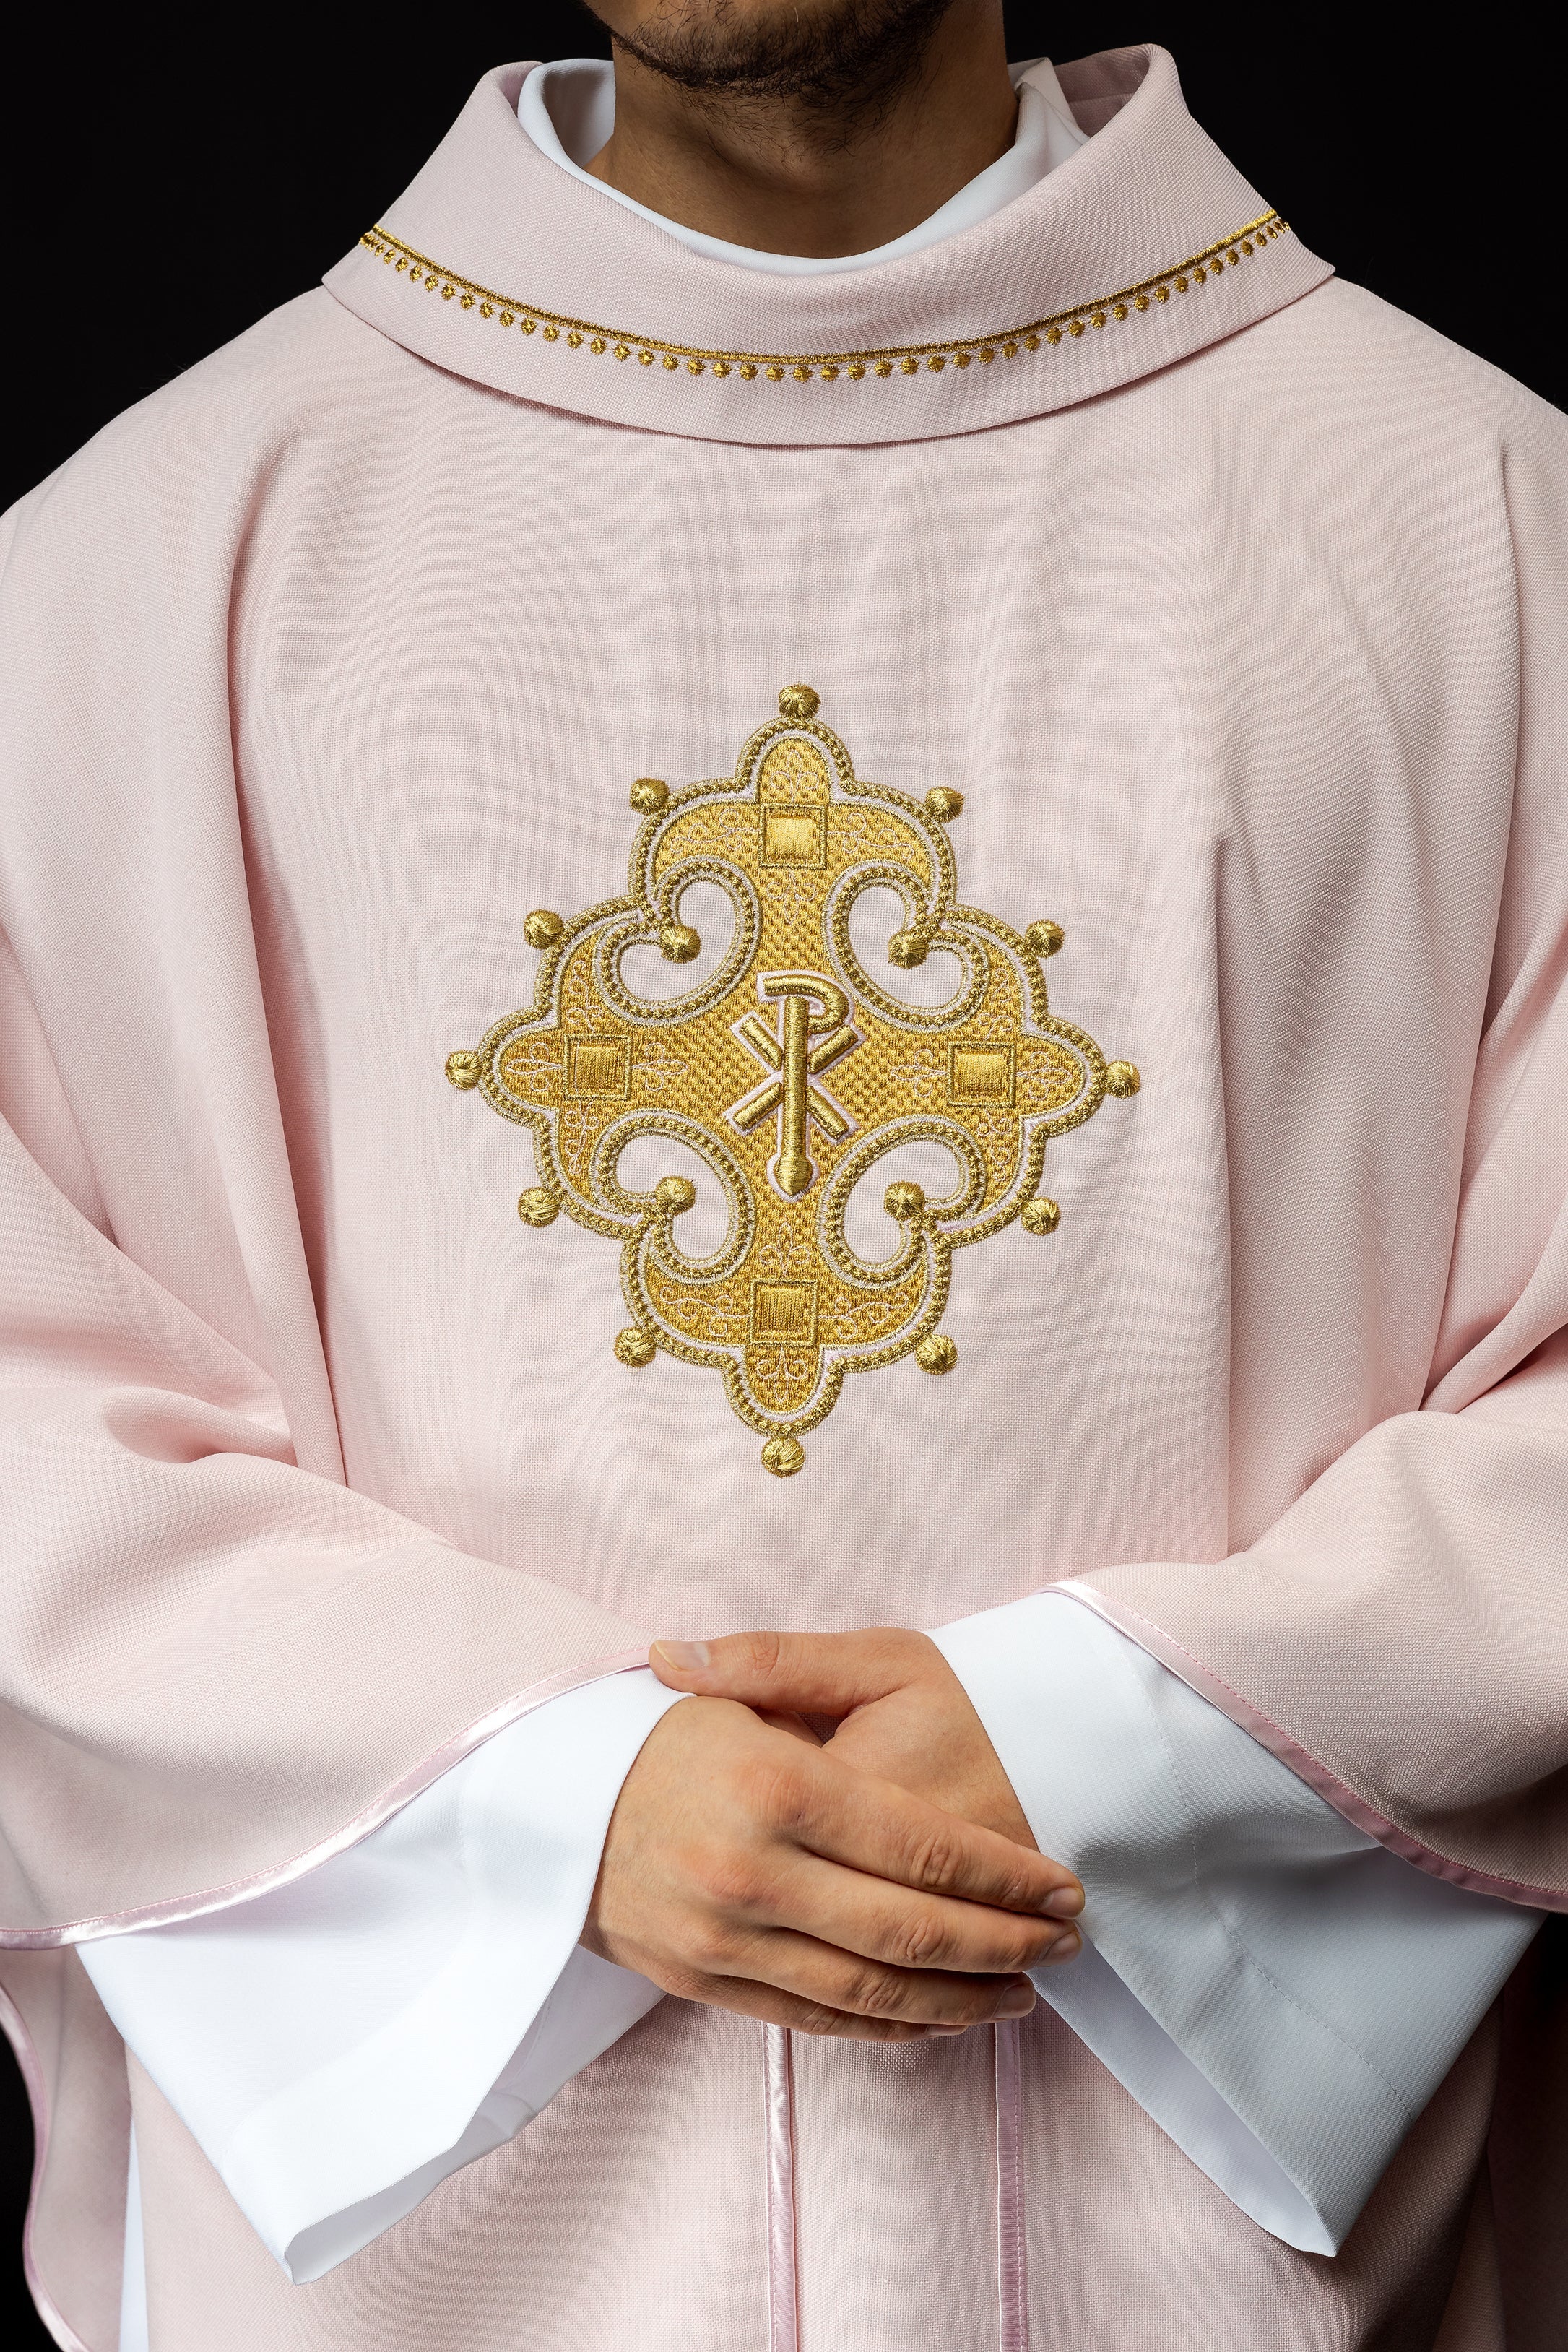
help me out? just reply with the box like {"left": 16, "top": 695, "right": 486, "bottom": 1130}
{"left": 446, "top": 686, "right": 1142, "bottom": 1477}
{"left": 361, "top": 215, "right": 1290, "bottom": 380}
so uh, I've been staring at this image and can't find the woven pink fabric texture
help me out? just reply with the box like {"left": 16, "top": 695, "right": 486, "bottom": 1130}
{"left": 1, "top": 40, "right": 1564, "bottom": 2349}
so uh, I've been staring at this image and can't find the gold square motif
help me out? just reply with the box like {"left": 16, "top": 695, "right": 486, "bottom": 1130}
{"left": 566, "top": 1036, "right": 630, "bottom": 1097}
{"left": 948, "top": 1043, "right": 1015, "bottom": 1105}
{"left": 751, "top": 1281, "right": 819, "bottom": 1343}
{"left": 760, "top": 809, "right": 825, "bottom": 868}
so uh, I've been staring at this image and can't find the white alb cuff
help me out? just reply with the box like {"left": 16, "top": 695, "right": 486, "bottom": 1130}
{"left": 932, "top": 1591, "right": 1540, "bottom": 2252}
{"left": 83, "top": 1665, "right": 684, "bottom": 2280}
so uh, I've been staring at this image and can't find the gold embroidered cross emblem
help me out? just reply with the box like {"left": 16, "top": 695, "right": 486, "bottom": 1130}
{"left": 728, "top": 973, "right": 859, "bottom": 1197}
{"left": 446, "top": 688, "right": 1139, "bottom": 1475}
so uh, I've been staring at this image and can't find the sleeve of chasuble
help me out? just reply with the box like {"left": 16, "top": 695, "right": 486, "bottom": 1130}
{"left": 944, "top": 444, "right": 1568, "bottom": 2254}
{"left": 0, "top": 482, "right": 671, "bottom": 1953}
{"left": 0, "top": 948, "right": 662, "bottom": 1939}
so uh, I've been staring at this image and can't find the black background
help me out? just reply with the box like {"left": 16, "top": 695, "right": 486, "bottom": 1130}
{"left": 1, "top": 4, "right": 1562, "bottom": 2340}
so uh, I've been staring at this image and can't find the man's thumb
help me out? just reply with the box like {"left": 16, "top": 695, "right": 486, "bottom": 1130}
{"left": 648, "top": 1627, "right": 901, "bottom": 1713}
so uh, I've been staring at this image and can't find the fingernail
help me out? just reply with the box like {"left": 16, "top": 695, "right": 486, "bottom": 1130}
{"left": 1043, "top": 1885, "right": 1084, "bottom": 1919}
{"left": 999, "top": 1987, "right": 1036, "bottom": 2017}
{"left": 653, "top": 1640, "right": 711, "bottom": 1671}
{"left": 1041, "top": 1928, "right": 1082, "bottom": 1964}
{"left": 922, "top": 2023, "right": 968, "bottom": 2036}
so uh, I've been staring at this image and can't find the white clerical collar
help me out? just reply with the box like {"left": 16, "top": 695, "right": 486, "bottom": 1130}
{"left": 519, "top": 56, "right": 1086, "bottom": 276}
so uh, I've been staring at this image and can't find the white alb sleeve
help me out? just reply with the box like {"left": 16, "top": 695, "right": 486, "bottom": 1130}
{"left": 79, "top": 1665, "right": 685, "bottom": 2283}
{"left": 932, "top": 1593, "right": 1541, "bottom": 2254}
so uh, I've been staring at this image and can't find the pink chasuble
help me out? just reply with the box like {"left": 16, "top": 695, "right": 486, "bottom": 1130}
{"left": 1, "top": 39, "right": 1566, "bottom": 2352}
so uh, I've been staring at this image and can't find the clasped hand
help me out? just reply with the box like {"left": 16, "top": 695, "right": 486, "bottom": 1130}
{"left": 580, "top": 1628, "right": 1082, "bottom": 2041}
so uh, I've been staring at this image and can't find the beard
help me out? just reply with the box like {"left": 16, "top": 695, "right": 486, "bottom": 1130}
{"left": 581, "top": 0, "right": 963, "bottom": 119}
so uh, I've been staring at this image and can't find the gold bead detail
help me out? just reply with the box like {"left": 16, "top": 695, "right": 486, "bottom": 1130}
{"left": 1021, "top": 1197, "right": 1061, "bottom": 1236}
{"left": 1025, "top": 920, "right": 1065, "bottom": 957}
{"left": 885, "top": 1180, "right": 926, "bottom": 1222}
{"left": 1105, "top": 1060, "right": 1141, "bottom": 1098}
{"left": 445, "top": 1049, "right": 481, "bottom": 1089}
{"left": 915, "top": 1332, "right": 958, "bottom": 1375}
{"left": 630, "top": 777, "right": 670, "bottom": 814}
{"left": 655, "top": 1175, "right": 696, "bottom": 1214}
{"left": 615, "top": 1327, "right": 657, "bottom": 1367}
{"left": 779, "top": 684, "right": 821, "bottom": 722}
{"left": 888, "top": 929, "right": 927, "bottom": 969}
{"left": 761, "top": 1432, "right": 805, "bottom": 1477}
{"left": 519, "top": 1187, "right": 560, "bottom": 1227}
{"left": 524, "top": 909, "right": 565, "bottom": 949}
{"left": 925, "top": 787, "right": 964, "bottom": 823}
{"left": 659, "top": 922, "right": 701, "bottom": 964}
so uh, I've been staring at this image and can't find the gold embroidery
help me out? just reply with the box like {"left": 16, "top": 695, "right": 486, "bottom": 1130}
{"left": 915, "top": 1332, "right": 958, "bottom": 1375}
{"left": 450, "top": 689, "right": 1139, "bottom": 1472}
{"left": 365, "top": 215, "right": 1288, "bottom": 383}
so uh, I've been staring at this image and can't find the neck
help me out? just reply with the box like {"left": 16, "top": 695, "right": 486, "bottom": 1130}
{"left": 586, "top": 1, "right": 1017, "bottom": 259}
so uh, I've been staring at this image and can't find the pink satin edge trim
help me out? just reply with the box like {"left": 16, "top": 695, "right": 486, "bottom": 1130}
{"left": 1052, "top": 1582, "right": 1567, "bottom": 1913}
{"left": 0, "top": 1981, "right": 95, "bottom": 2352}
{"left": 994, "top": 2020, "right": 1028, "bottom": 2352}
{"left": 0, "top": 1646, "right": 654, "bottom": 1950}
{"left": 763, "top": 2023, "right": 799, "bottom": 2352}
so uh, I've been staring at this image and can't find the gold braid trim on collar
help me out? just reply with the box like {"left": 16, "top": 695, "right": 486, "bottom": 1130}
{"left": 358, "top": 211, "right": 1287, "bottom": 382}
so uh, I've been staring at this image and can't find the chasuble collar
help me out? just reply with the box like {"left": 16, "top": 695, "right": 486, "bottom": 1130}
{"left": 325, "top": 44, "right": 1332, "bottom": 446}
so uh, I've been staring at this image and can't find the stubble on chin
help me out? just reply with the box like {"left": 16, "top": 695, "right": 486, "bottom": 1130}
{"left": 582, "top": 0, "right": 961, "bottom": 121}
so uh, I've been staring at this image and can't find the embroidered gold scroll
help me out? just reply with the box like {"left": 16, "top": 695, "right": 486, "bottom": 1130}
{"left": 448, "top": 689, "right": 1138, "bottom": 1474}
